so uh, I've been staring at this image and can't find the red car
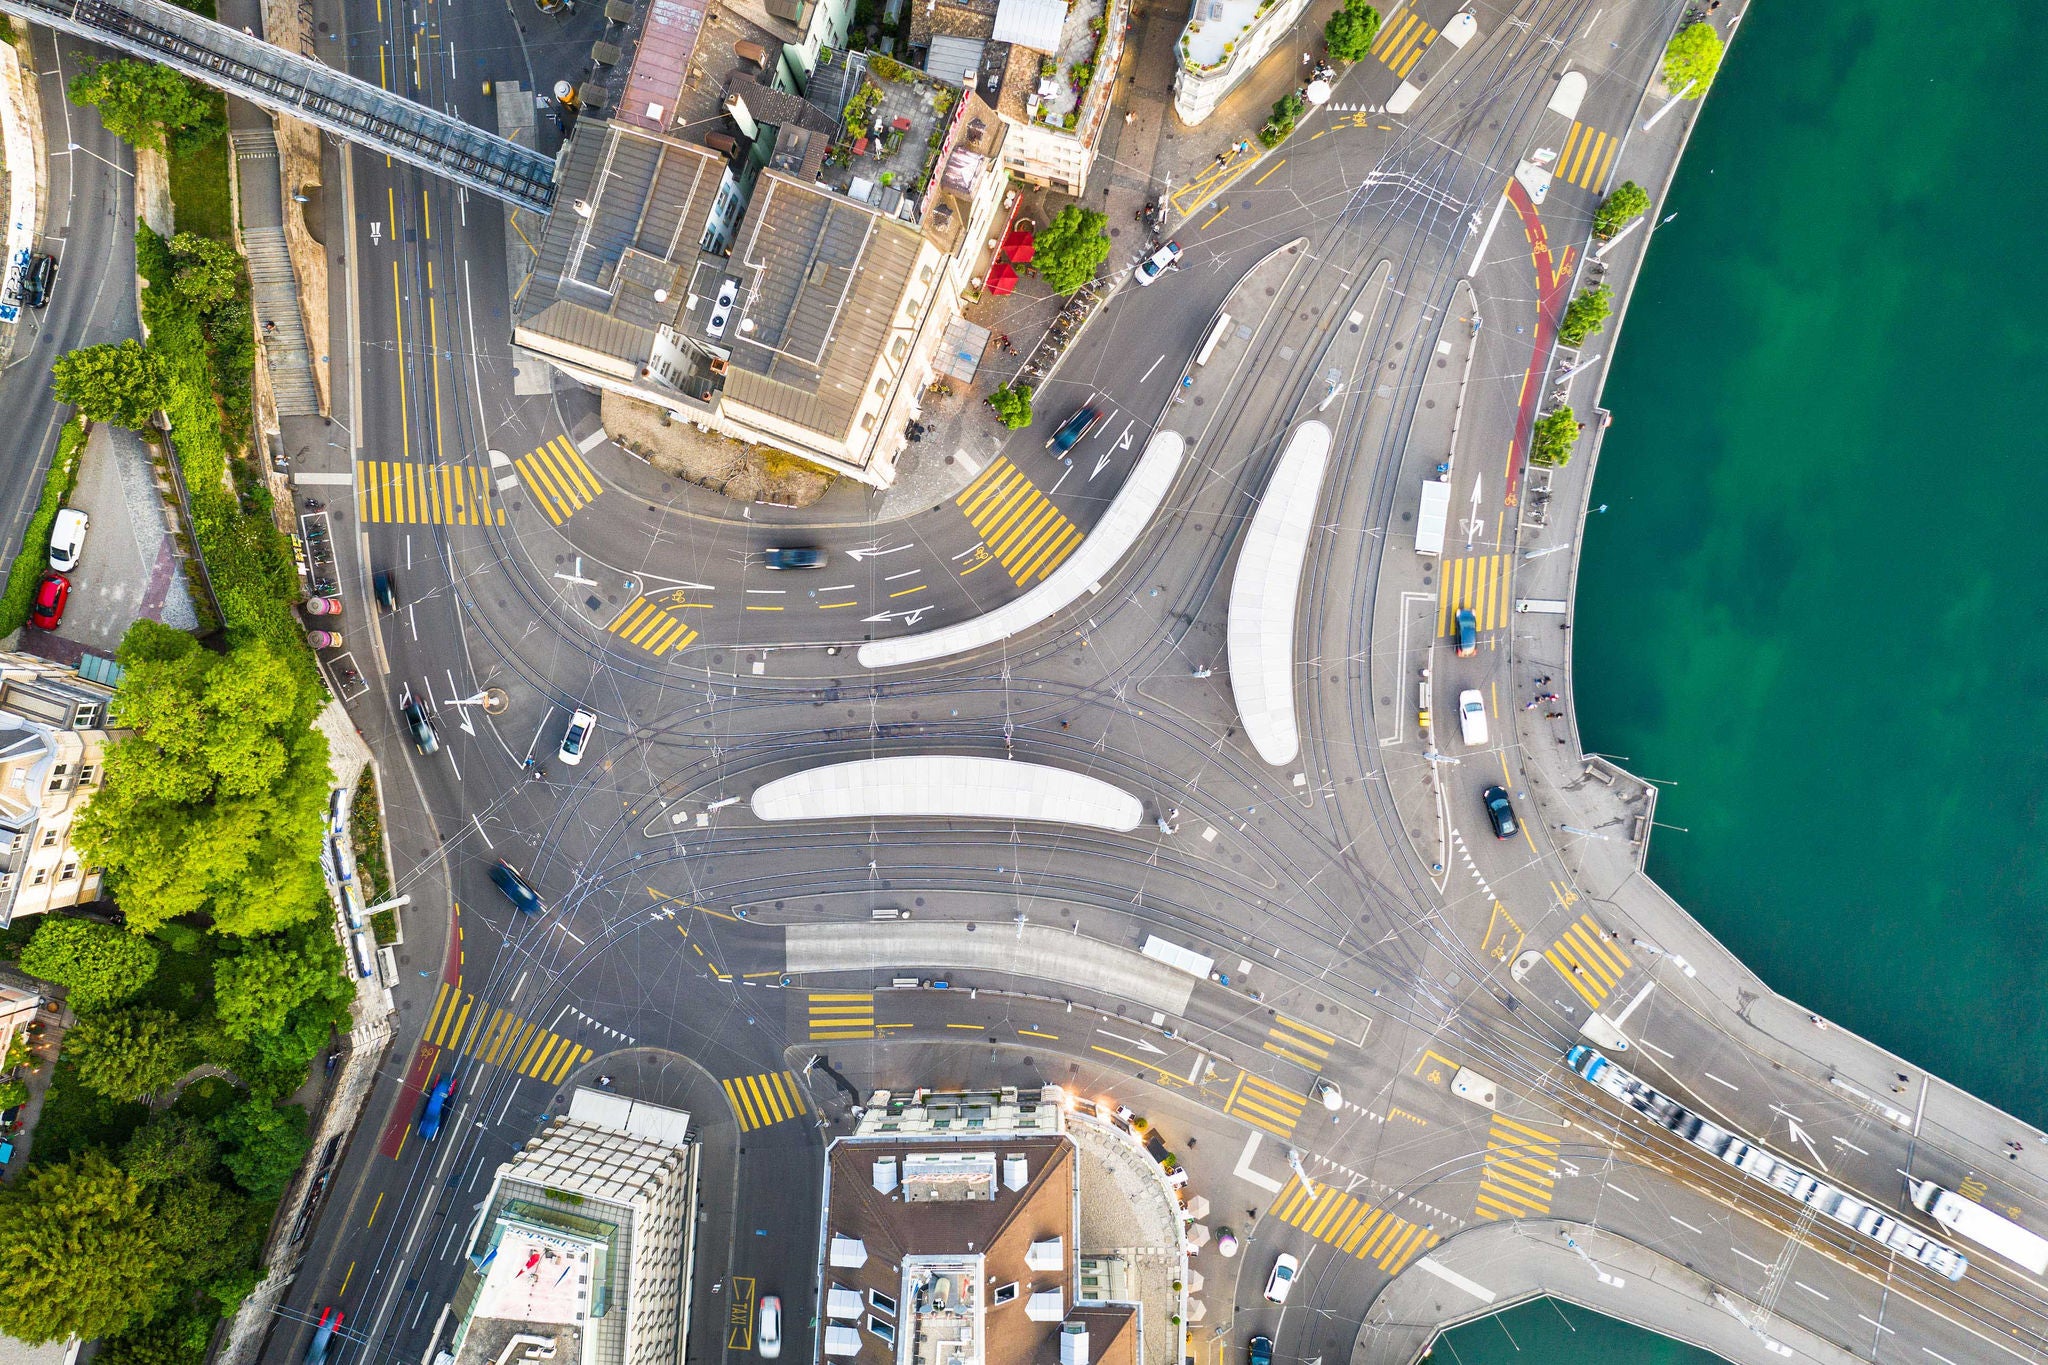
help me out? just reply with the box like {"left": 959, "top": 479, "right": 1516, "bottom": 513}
{"left": 29, "top": 573, "right": 68, "bottom": 630}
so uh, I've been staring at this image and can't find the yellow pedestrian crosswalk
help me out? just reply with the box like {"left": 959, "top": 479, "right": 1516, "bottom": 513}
{"left": 1272, "top": 1174, "right": 1441, "bottom": 1274}
{"left": 1373, "top": 9, "right": 1437, "bottom": 79}
{"left": 355, "top": 461, "right": 506, "bottom": 525}
{"left": 515, "top": 436, "right": 604, "bottom": 524}
{"left": 422, "top": 982, "right": 594, "bottom": 1084}
{"left": 1554, "top": 122, "right": 1619, "bottom": 191}
{"left": 1222, "top": 1069, "right": 1306, "bottom": 1138}
{"left": 1437, "top": 553, "right": 1512, "bottom": 636}
{"left": 605, "top": 597, "right": 701, "bottom": 656}
{"left": 1476, "top": 1114, "right": 1559, "bottom": 1220}
{"left": 956, "top": 457, "right": 1083, "bottom": 587}
{"left": 1545, "top": 912, "right": 1633, "bottom": 1008}
{"left": 808, "top": 992, "right": 875, "bottom": 1041}
{"left": 721, "top": 1070, "right": 810, "bottom": 1131}
{"left": 1264, "top": 1015, "right": 1336, "bottom": 1071}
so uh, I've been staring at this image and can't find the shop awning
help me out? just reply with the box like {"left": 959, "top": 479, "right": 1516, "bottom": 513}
{"left": 987, "top": 260, "right": 1019, "bottom": 295}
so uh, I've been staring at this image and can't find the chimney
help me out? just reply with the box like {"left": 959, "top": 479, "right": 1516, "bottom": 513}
{"left": 1002, "top": 1154, "right": 1028, "bottom": 1190}
{"left": 873, "top": 1157, "right": 899, "bottom": 1194}
{"left": 724, "top": 92, "right": 760, "bottom": 139}
{"left": 1059, "top": 1325, "right": 1090, "bottom": 1365}
{"left": 705, "top": 132, "right": 740, "bottom": 155}
{"left": 735, "top": 39, "right": 768, "bottom": 66}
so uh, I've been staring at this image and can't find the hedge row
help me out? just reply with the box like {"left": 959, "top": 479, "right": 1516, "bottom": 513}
{"left": 0, "top": 418, "right": 88, "bottom": 634}
{"left": 135, "top": 226, "right": 321, "bottom": 715}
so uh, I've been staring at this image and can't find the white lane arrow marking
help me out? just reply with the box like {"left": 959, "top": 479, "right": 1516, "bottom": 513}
{"left": 1092, "top": 422, "right": 1135, "bottom": 479}
{"left": 1096, "top": 1028, "right": 1165, "bottom": 1055}
{"left": 847, "top": 543, "right": 914, "bottom": 561}
{"left": 862, "top": 607, "right": 935, "bottom": 625}
{"left": 1786, "top": 1118, "right": 1829, "bottom": 1172}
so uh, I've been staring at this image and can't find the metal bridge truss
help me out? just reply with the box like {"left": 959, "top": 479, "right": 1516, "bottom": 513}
{"left": 0, "top": 0, "right": 559, "bottom": 212}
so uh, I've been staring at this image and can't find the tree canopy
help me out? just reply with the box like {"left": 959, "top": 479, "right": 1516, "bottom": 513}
{"left": 1530, "top": 407, "right": 1580, "bottom": 468}
{"left": 66, "top": 1006, "right": 194, "bottom": 1102}
{"left": 72, "top": 623, "right": 331, "bottom": 937}
{"left": 0, "top": 1152, "right": 176, "bottom": 1342}
{"left": 122, "top": 1113, "right": 220, "bottom": 1187}
{"left": 17, "top": 917, "right": 159, "bottom": 1012}
{"left": 1591, "top": 181, "right": 1651, "bottom": 238}
{"left": 215, "top": 928, "right": 353, "bottom": 1095}
{"left": 167, "top": 233, "right": 244, "bottom": 314}
{"left": 66, "top": 60, "right": 217, "bottom": 152}
{"left": 213, "top": 1099, "right": 312, "bottom": 1199}
{"left": 52, "top": 339, "right": 170, "bottom": 428}
{"left": 1556, "top": 283, "right": 1613, "bottom": 347}
{"left": 1033, "top": 205, "right": 1111, "bottom": 295}
{"left": 1662, "top": 22, "right": 1723, "bottom": 96}
{"left": 1323, "top": 0, "right": 1381, "bottom": 63}
{"left": 987, "top": 383, "right": 1034, "bottom": 430}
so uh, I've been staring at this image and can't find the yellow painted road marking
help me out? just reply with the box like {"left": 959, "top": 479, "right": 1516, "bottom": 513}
{"left": 1556, "top": 122, "right": 1619, "bottom": 190}
{"left": 809, "top": 991, "right": 875, "bottom": 1040}
{"left": 355, "top": 461, "right": 505, "bottom": 525}
{"left": 1271, "top": 1175, "right": 1440, "bottom": 1272}
{"left": 956, "top": 457, "right": 1080, "bottom": 585}
{"left": 1264, "top": 1014, "right": 1336, "bottom": 1070}
{"left": 721, "top": 1071, "right": 810, "bottom": 1131}
{"left": 1222, "top": 1070, "right": 1307, "bottom": 1137}
{"left": 424, "top": 991, "right": 590, "bottom": 1082}
{"left": 1437, "top": 553, "right": 1511, "bottom": 635}
{"left": 1373, "top": 9, "right": 1437, "bottom": 78}
{"left": 1475, "top": 1116, "right": 1560, "bottom": 1220}
{"left": 1168, "top": 153, "right": 1259, "bottom": 219}
{"left": 605, "top": 597, "right": 700, "bottom": 656}
{"left": 514, "top": 435, "right": 604, "bottom": 524}
{"left": 1252, "top": 158, "right": 1285, "bottom": 186}
{"left": 1544, "top": 913, "right": 1633, "bottom": 1007}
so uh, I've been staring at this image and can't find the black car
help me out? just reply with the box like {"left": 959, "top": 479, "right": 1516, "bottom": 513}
{"left": 1482, "top": 785, "right": 1518, "bottom": 839}
{"left": 763, "top": 546, "right": 825, "bottom": 570}
{"left": 19, "top": 253, "right": 55, "bottom": 309}
{"left": 398, "top": 685, "right": 440, "bottom": 755}
{"left": 490, "top": 860, "right": 545, "bottom": 914}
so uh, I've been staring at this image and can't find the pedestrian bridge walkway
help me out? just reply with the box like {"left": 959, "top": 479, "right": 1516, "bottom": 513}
{"left": 0, "top": 0, "right": 558, "bottom": 212}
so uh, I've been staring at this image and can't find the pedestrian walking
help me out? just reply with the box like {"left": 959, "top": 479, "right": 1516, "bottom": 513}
{"left": 1545, "top": 711, "right": 1563, "bottom": 719}
{"left": 1524, "top": 700, "right": 1539, "bottom": 711}
{"left": 1810, "top": 1014, "right": 1829, "bottom": 1030}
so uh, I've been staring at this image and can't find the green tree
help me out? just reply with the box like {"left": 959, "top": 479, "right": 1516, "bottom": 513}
{"left": 1591, "top": 180, "right": 1651, "bottom": 238}
{"left": 51, "top": 339, "right": 170, "bottom": 428}
{"left": 987, "top": 382, "right": 1034, "bottom": 430}
{"left": 1556, "top": 283, "right": 1613, "bottom": 347}
{"left": 0, "top": 1079, "right": 27, "bottom": 1109}
{"left": 1259, "top": 92, "right": 1306, "bottom": 147}
{"left": 73, "top": 624, "right": 332, "bottom": 937}
{"left": 1322, "top": 0, "right": 1381, "bottom": 63}
{"left": 122, "top": 1112, "right": 219, "bottom": 1186}
{"left": 212, "top": 1098, "right": 311, "bottom": 1199}
{"left": 100, "top": 1311, "right": 214, "bottom": 1365}
{"left": 1662, "top": 22, "right": 1723, "bottom": 96}
{"left": 1033, "top": 205, "right": 1111, "bottom": 295}
{"left": 17, "top": 917, "right": 160, "bottom": 1011}
{"left": 1530, "top": 406, "right": 1581, "bottom": 468}
{"left": 0, "top": 1152, "right": 175, "bottom": 1343}
{"left": 214, "top": 927, "right": 353, "bottom": 1095}
{"left": 66, "top": 59, "right": 216, "bottom": 151}
{"left": 167, "top": 232, "right": 243, "bottom": 314}
{"left": 66, "top": 1006, "right": 194, "bottom": 1102}
{"left": 153, "top": 1180, "right": 256, "bottom": 1299}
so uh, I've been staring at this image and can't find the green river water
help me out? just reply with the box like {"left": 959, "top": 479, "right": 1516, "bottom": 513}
{"left": 1442, "top": 0, "right": 2048, "bottom": 1358}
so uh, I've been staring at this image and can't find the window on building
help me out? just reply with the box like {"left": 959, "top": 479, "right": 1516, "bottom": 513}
{"left": 920, "top": 264, "right": 935, "bottom": 284}
{"left": 30, "top": 868, "right": 49, "bottom": 886}
{"left": 873, "top": 377, "right": 889, "bottom": 398}
{"left": 870, "top": 1290, "right": 897, "bottom": 1316}
{"left": 40, "top": 829, "right": 58, "bottom": 848}
{"left": 867, "top": 1319, "right": 895, "bottom": 1346}
{"left": 890, "top": 337, "right": 909, "bottom": 362}
{"left": 60, "top": 863, "right": 78, "bottom": 881}
{"left": 73, "top": 703, "right": 101, "bottom": 729}
{"left": 991, "top": 1282, "right": 1019, "bottom": 1305}
{"left": 860, "top": 412, "right": 877, "bottom": 432}
{"left": 77, "top": 764, "right": 96, "bottom": 785}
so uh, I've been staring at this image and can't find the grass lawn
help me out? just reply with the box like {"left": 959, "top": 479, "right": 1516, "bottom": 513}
{"left": 169, "top": 101, "right": 235, "bottom": 243}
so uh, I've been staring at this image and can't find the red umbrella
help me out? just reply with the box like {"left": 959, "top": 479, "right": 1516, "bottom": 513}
{"left": 1001, "top": 229, "right": 1036, "bottom": 263}
{"left": 987, "top": 260, "right": 1019, "bottom": 295}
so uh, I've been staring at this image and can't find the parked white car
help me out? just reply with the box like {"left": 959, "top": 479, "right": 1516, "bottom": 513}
{"left": 48, "top": 508, "right": 88, "bottom": 572}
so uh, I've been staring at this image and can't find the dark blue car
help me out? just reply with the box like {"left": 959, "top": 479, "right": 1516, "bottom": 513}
{"left": 1049, "top": 407, "right": 1101, "bottom": 455}
{"left": 490, "top": 860, "right": 545, "bottom": 914}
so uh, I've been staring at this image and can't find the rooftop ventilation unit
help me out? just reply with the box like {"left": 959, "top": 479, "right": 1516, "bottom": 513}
{"left": 1002, "top": 1154, "right": 1028, "bottom": 1190}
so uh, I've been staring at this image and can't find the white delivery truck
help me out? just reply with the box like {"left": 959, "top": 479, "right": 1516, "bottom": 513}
{"left": 1415, "top": 480, "right": 1451, "bottom": 556}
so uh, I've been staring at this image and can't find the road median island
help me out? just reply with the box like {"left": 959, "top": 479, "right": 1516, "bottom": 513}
{"left": 751, "top": 754, "right": 1145, "bottom": 831}
{"left": 857, "top": 430, "right": 1186, "bottom": 669}
{"left": 785, "top": 921, "right": 1199, "bottom": 1017}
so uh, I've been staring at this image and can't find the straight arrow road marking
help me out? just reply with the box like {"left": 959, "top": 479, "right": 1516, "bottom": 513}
{"left": 1097, "top": 1028, "right": 1165, "bottom": 1055}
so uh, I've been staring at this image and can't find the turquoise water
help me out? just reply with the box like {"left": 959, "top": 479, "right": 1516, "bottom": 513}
{"left": 1428, "top": 1300, "right": 1722, "bottom": 1365}
{"left": 1574, "top": 0, "right": 2048, "bottom": 1124}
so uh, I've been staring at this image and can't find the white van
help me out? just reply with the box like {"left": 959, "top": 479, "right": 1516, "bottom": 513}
{"left": 1457, "top": 689, "right": 1488, "bottom": 748}
{"left": 48, "top": 509, "right": 88, "bottom": 572}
